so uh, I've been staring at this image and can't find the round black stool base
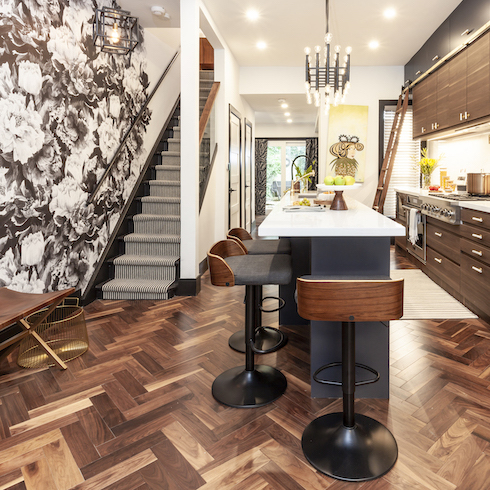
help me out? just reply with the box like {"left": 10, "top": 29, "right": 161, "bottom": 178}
{"left": 212, "top": 365, "right": 287, "bottom": 408}
{"left": 228, "top": 327, "right": 288, "bottom": 353}
{"left": 302, "top": 413, "right": 398, "bottom": 482}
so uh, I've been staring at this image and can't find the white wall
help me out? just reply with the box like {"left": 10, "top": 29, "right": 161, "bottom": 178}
{"left": 255, "top": 124, "right": 316, "bottom": 138}
{"left": 238, "top": 64, "right": 404, "bottom": 207}
{"left": 329, "top": 65, "right": 404, "bottom": 206}
{"left": 429, "top": 132, "right": 490, "bottom": 187}
{"left": 197, "top": 2, "right": 255, "bottom": 268}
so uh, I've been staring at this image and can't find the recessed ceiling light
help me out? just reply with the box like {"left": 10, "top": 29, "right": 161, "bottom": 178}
{"left": 284, "top": 112, "right": 290, "bottom": 116}
{"left": 287, "top": 119, "right": 293, "bottom": 123}
{"left": 383, "top": 8, "right": 396, "bottom": 19}
{"left": 281, "top": 103, "right": 288, "bottom": 109}
{"left": 369, "top": 40, "right": 380, "bottom": 49}
{"left": 246, "top": 9, "right": 259, "bottom": 21}
{"left": 256, "top": 41, "right": 266, "bottom": 50}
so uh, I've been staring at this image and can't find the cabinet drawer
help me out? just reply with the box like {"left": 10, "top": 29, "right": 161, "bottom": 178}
{"left": 426, "top": 246, "right": 460, "bottom": 293}
{"left": 426, "top": 223, "right": 460, "bottom": 264}
{"left": 460, "top": 237, "right": 490, "bottom": 267}
{"left": 460, "top": 223, "right": 490, "bottom": 248}
{"left": 461, "top": 254, "right": 490, "bottom": 317}
{"left": 461, "top": 208, "right": 490, "bottom": 231}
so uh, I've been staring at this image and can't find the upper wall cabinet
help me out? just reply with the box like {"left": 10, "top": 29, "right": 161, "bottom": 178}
{"left": 412, "top": 31, "right": 490, "bottom": 139}
{"left": 405, "top": 0, "right": 490, "bottom": 84}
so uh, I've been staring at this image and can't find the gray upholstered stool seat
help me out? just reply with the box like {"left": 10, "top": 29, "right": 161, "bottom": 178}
{"left": 227, "top": 227, "right": 291, "bottom": 255}
{"left": 226, "top": 228, "right": 291, "bottom": 353}
{"left": 239, "top": 238, "right": 291, "bottom": 255}
{"left": 207, "top": 239, "right": 292, "bottom": 408}
{"left": 225, "top": 254, "right": 292, "bottom": 285}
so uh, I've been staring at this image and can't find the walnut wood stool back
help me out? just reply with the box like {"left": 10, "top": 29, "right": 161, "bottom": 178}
{"left": 296, "top": 276, "right": 404, "bottom": 482}
{"left": 207, "top": 239, "right": 292, "bottom": 408}
{"left": 0, "top": 287, "right": 76, "bottom": 370}
{"left": 226, "top": 227, "right": 290, "bottom": 354}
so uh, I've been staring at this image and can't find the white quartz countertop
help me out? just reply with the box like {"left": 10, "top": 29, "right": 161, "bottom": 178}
{"left": 394, "top": 187, "right": 490, "bottom": 213}
{"left": 259, "top": 193, "right": 406, "bottom": 237}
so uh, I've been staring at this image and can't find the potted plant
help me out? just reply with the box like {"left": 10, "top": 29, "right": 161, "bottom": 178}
{"left": 292, "top": 155, "right": 315, "bottom": 193}
{"left": 413, "top": 148, "right": 443, "bottom": 190}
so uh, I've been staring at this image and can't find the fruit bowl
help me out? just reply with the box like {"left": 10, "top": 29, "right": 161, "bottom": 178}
{"left": 316, "top": 183, "right": 362, "bottom": 192}
{"left": 316, "top": 183, "right": 362, "bottom": 210}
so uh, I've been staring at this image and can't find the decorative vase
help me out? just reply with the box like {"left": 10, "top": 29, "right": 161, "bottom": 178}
{"left": 422, "top": 173, "right": 431, "bottom": 189}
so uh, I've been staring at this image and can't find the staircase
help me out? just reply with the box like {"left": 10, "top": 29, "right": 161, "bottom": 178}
{"left": 101, "top": 112, "right": 181, "bottom": 300}
{"left": 100, "top": 71, "right": 214, "bottom": 300}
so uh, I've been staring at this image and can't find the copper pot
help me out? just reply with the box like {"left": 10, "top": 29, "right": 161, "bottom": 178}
{"left": 467, "top": 173, "right": 490, "bottom": 195}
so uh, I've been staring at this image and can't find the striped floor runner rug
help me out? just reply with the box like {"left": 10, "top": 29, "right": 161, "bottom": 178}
{"left": 390, "top": 269, "right": 477, "bottom": 320}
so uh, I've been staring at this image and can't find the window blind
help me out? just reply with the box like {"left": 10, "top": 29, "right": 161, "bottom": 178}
{"left": 382, "top": 107, "right": 420, "bottom": 218}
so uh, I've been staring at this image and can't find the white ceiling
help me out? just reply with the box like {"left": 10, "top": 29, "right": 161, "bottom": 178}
{"left": 121, "top": 0, "right": 464, "bottom": 126}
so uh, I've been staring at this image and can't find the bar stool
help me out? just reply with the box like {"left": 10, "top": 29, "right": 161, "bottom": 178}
{"left": 226, "top": 227, "right": 290, "bottom": 354}
{"left": 207, "top": 240, "right": 291, "bottom": 408}
{"left": 296, "top": 276, "right": 404, "bottom": 482}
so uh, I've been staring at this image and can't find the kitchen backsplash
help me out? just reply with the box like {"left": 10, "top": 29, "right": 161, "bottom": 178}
{"left": 428, "top": 133, "right": 490, "bottom": 186}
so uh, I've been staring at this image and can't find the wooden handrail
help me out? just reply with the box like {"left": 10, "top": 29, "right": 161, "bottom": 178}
{"left": 199, "top": 142, "right": 218, "bottom": 212}
{"left": 87, "top": 49, "right": 180, "bottom": 204}
{"left": 199, "top": 82, "right": 220, "bottom": 143}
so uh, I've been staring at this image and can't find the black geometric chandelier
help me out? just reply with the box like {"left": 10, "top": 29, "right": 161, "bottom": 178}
{"left": 93, "top": 6, "right": 139, "bottom": 55}
{"left": 304, "top": 0, "right": 351, "bottom": 113}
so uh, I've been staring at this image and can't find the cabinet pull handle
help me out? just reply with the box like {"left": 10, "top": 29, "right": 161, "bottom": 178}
{"left": 434, "top": 258, "right": 442, "bottom": 264}
{"left": 472, "top": 233, "right": 483, "bottom": 239}
{"left": 472, "top": 216, "right": 483, "bottom": 222}
{"left": 460, "top": 113, "right": 463, "bottom": 121}
{"left": 465, "top": 111, "right": 470, "bottom": 119}
{"left": 461, "top": 29, "right": 471, "bottom": 36}
{"left": 421, "top": 127, "right": 426, "bottom": 133}
{"left": 472, "top": 249, "right": 483, "bottom": 256}
{"left": 435, "top": 232, "right": 442, "bottom": 237}
{"left": 432, "top": 55, "right": 439, "bottom": 61}
{"left": 472, "top": 266, "right": 483, "bottom": 274}
{"left": 415, "top": 70, "right": 422, "bottom": 76}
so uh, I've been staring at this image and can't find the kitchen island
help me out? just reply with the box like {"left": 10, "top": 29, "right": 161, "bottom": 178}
{"left": 259, "top": 193, "right": 405, "bottom": 398}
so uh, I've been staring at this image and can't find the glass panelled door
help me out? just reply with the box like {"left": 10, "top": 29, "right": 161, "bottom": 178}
{"left": 266, "top": 141, "right": 305, "bottom": 209}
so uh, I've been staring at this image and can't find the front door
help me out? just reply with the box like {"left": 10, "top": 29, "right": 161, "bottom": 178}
{"left": 228, "top": 106, "right": 242, "bottom": 229}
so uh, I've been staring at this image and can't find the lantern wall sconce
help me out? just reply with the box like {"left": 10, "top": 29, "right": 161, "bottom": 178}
{"left": 93, "top": 6, "right": 139, "bottom": 55}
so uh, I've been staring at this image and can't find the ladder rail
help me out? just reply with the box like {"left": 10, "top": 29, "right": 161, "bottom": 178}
{"left": 373, "top": 89, "right": 410, "bottom": 213}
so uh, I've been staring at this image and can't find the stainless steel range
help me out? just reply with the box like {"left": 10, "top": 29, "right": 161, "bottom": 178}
{"left": 420, "top": 195, "right": 462, "bottom": 224}
{"left": 423, "top": 193, "right": 490, "bottom": 224}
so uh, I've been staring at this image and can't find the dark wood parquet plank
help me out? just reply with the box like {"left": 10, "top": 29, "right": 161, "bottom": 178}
{"left": 60, "top": 421, "right": 100, "bottom": 468}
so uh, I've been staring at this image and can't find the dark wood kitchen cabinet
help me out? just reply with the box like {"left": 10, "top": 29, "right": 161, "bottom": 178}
{"left": 460, "top": 207, "right": 490, "bottom": 320}
{"left": 412, "top": 30, "right": 490, "bottom": 139}
{"left": 426, "top": 218, "right": 460, "bottom": 293}
{"left": 412, "top": 64, "right": 450, "bottom": 138}
{"left": 447, "top": 32, "right": 490, "bottom": 127}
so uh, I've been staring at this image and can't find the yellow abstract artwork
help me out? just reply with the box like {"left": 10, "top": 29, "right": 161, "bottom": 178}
{"left": 327, "top": 105, "right": 369, "bottom": 182}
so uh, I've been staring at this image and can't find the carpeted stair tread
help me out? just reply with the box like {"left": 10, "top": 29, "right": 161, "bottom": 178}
{"left": 160, "top": 150, "right": 180, "bottom": 157}
{"left": 149, "top": 180, "right": 180, "bottom": 186}
{"left": 124, "top": 234, "right": 180, "bottom": 243}
{"left": 140, "top": 196, "right": 180, "bottom": 203}
{"left": 113, "top": 255, "right": 179, "bottom": 266}
{"left": 155, "top": 165, "right": 180, "bottom": 171}
{"left": 101, "top": 279, "right": 176, "bottom": 296}
{"left": 132, "top": 214, "right": 180, "bottom": 222}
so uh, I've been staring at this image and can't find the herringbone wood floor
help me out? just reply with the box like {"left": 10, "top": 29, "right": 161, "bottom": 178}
{"left": 1, "top": 247, "right": 490, "bottom": 489}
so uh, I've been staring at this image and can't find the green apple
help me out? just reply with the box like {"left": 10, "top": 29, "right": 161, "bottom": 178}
{"left": 334, "top": 175, "right": 345, "bottom": 186}
{"left": 344, "top": 175, "right": 355, "bottom": 185}
{"left": 324, "top": 175, "right": 335, "bottom": 185}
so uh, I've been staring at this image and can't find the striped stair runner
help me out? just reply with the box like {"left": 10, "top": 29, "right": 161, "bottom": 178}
{"left": 101, "top": 71, "right": 214, "bottom": 300}
{"left": 101, "top": 117, "right": 182, "bottom": 300}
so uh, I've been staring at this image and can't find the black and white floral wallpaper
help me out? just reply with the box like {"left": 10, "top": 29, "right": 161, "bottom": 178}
{"left": 0, "top": 0, "right": 151, "bottom": 294}
{"left": 254, "top": 138, "right": 268, "bottom": 216}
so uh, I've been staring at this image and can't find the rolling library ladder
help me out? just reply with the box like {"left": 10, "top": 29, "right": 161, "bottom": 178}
{"left": 372, "top": 89, "right": 410, "bottom": 214}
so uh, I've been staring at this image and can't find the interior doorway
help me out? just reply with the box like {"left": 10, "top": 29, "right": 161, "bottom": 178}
{"left": 266, "top": 140, "right": 306, "bottom": 210}
{"left": 228, "top": 106, "right": 242, "bottom": 229}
